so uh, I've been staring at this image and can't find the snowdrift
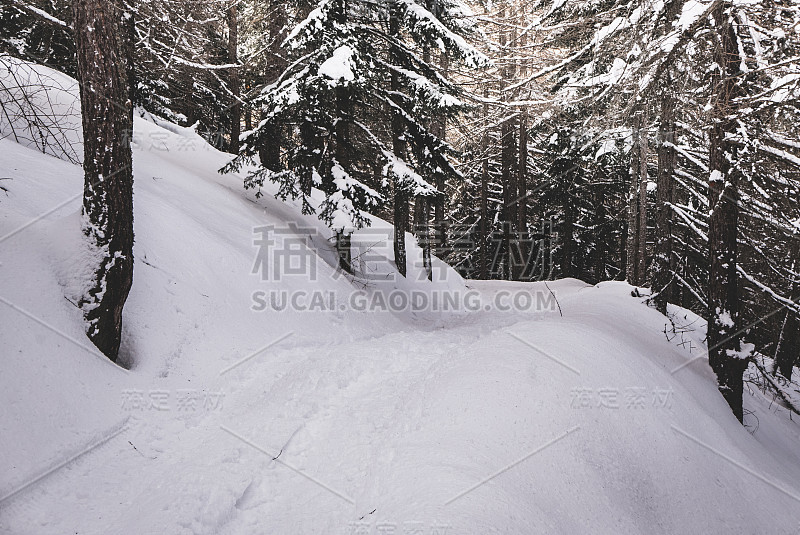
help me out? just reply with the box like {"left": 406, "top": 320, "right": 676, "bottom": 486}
{"left": 1, "top": 58, "right": 799, "bottom": 534}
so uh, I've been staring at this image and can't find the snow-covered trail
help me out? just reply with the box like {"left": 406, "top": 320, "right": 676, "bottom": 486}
{"left": 2, "top": 86, "right": 800, "bottom": 533}
{"left": 6, "top": 277, "right": 800, "bottom": 535}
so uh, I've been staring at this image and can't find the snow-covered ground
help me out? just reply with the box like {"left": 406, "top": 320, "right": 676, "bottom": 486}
{"left": 1, "top": 59, "right": 800, "bottom": 534}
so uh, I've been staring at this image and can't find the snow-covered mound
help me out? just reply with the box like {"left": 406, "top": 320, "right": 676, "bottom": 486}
{"left": 1, "top": 60, "right": 799, "bottom": 534}
{"left": 0, "top": 55, "right": 82, "bottom": 164}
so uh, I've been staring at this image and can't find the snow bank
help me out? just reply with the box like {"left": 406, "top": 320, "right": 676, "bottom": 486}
{"left": 0, "top": 54, "right": 82, "bottom": 164}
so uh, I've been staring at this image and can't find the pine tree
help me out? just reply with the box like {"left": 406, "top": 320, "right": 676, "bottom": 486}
{"left": 529, "top": 0, "right": 800, "bottom": 420}
{"left": 224, "top": 0, "right": 485, "bottom": 276}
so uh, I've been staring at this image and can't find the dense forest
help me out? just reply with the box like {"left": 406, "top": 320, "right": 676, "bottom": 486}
{"left": 2, "top": 0, "right": 799, "bottom": 425}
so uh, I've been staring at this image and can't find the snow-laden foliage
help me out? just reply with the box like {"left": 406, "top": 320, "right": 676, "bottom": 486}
{"left": 223, "top": 0, "right": 485, "bottom": 233}
{"left": 528, "top": 0, "right": 800, "bottom": 415}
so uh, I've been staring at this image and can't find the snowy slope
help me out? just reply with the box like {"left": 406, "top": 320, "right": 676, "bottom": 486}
{"left": 1, "top": 61, "right": 800, "bottom": 534}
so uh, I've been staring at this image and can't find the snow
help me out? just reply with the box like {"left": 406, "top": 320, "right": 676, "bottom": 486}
{"left": 768, "top": 73, "right": 800, "bottom": 103}
{"left": 0, "top": 55, "right": 82, "bottom": 164}
{"left": 595, "top": 138, "right": 617, "bottom": 159}
{"left": 727, "top": 342, "right": 755, "bottom": 360}
{"left": 398, "top": 0, "right": 488, "bottom": 68}
{"left": 676, "top": 0, "right": 712, "bottom": 32}
{"left": 318, "top": 45, "right": 356, "bottom": 85}
{"left": 2, "top": 60, "right": 800, "bottom": 534}
{"left": 285, "top": 6, "right": 326, "bottom": 48}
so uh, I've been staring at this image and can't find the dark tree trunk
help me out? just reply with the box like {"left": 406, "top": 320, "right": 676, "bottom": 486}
{"left": 594, "top": 185, "right": 607, "bottom": 283}
{"left": 562, "top": 195, "right": 574, "bottom": 279}
{"left": 412, "top": 196, "right": 432, "bottom": 280}
{"left": 708, "top": 1, "right": 747, "bottom": 422}
{"left": 334, "top": 52, "right": 353, "bottom": 273}
{"left": 626, "top": 114, "right": 642, "bottom": 285}
{"left": 501, "top": 116, "right": 516, "bottom": 280}
{"left": 413, "top": 197, "right": 425, "bottom": 234}
{"left": 393, "top": 189, "right": 409, "bottom": 277}
{"left": 122, "top": 3, "right": 135, "bottom": 104}
{"left": 335, "top": 231, "right": 352, "bottom": 273}
{"left": 390, "top": 1, "right": 407, "bottom": 277}
{"left": 650, "top": 87, "right": 677, "bottom": 314}
{"left": 619, "top": 184, "right": 628, "bottom": 282}
{"left": 637, "top": 114, "right": 649, "bottom": 284}
{"left": 256, "top": 2, "right": 287, "bottom": 172}
{"left": 774, "top": 254, "right": 799, "bottom": 381}
{"left": 499, "top": 4, "right": 517, "bottom": 281}
{"left": 227, "top": 3, "right": 240, "bottom": 153}
{"left": 73, "top": 0, "right": 134, "bottom": 361}
{"left": 298, "top": 120, "right": 315, "bottom": 196}
{"left": 259, "top": 123, "right": 281, "bottom": 172}
{"left": 432, "top": 52, "right": 449, "bottom": 256}
{"left": 517, "top": 110, "right": 529, "bottom": 280}
{"left": 774, "top": 309, "right": 799, "bottom": 381}
{"left": 479, "top": 93, "right": 489, "bottom": 280}
{"left": 421, "top": 199, "right": 433, "bottom": 280}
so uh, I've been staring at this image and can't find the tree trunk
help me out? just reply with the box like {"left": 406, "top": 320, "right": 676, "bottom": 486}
{"left": 637, "top": 113, "right": 649, "bottom": 284}
{"left": 334, "top": 59, "right": 353, "bottom": 273}
{"left": 393, "top": 188, "right": 409, "bottom": 278}
{"left": 227, "top": 2, "right": 240, "bottom": 154}
{"left": 422, "top": 200, "right": 433, "bottom": 280}
{"left": 122, "top": 3, "right": 135, "bottom": 104}
{"left": 774, "top": 254, "right": 799, "bottom": 380}
{"left": 774, "top": 309, "right": 799, "bottom": 381}
{"left": 413, "top": 197, "right": 425, "bottom": 234}
{"left": 259, "top": 123, "right": 282, "bottom": 172}
{"left": 498, "top": 1, "right": 517, "bottom": 280}
{"left": 390, "top": 1, "right": 407, "bottom": 277}
{"left": 479, "top": 99, "right": 489, "bottom": 280}
{"left": 626, "top": 114, "right": 642, "bottom": 285}
{"left": 73, "top": 0, "right": 134, "bottom": 361}
{"left": 562, "top": 195, "right": 574, "bottom": 279}
{"left": 501, "top": 116, "right": 516, "bottom": 280}
{"left": 517, "top": 110, "right": 529, "bottom": 280}
{"left": 335, "top": 231, "right": 352, "bottom": 273}
{"left": 433, "top": 52, "right": 449, "bottom": 256}
{"left": 708, "top": 1, "right": 747, "bottom": 422}
{"left": 298, "top": 120, "right": 315, "bottom": 197}
{"left": 650, "top": 87, "right": 677, "bottom": 314}
{"left": 594, "top": 185, "right": 607, "bottom": 283}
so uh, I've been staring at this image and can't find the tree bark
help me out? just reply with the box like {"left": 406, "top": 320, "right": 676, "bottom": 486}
{"left": 479, "top": 97, "right": 489, "bottom": 280}
{"left": 562, "top": 191, "right": 575, "bottom": 279}
{"left": 390, "top": 0, "right": 407, "bottom": 277}
{"left": 73, "top": 0, "right": 134, "bottom": 361}
{"left": 774, "top": 308, "right": 799, "bottom": 381}
{"left": 227, "top": 2, "right": 240, "bottom": 153}
{"left": 334, "top": 30, "right": 353, "bottom": 273}
{"left": 637, "top": 113, "right": 649, "bottom": 284}
{"left": 650, "top": 87, "right": 677, "bottom": 314}
{"left": 422, "top": 199, "right": 432, "bottom": 280}
{"left": 498, "top": 1, "right": 516, "bottom": 280}
{"left": 259, "top": 123, "right": 281, "bottom": 172}
{"left": 256, "top": 1, "right": 287, "bottom": 167}
{"left": 708, "top": 0, "right": 747, "bottom": 422}
{"left": 501, "top": 116, "right": 516, "bottom": 280}
{"left": 626, "top": 114, "right": 642, "bottom": 285}
{"left": 594, "top": 184, "right": 607, "bottom": 283}
{"left": 433, "top": 52, "right": 449, "bottom": 256}
{"left": 517, "top": 110, "right": 529, "bottom": 280}
{"left": 774, "top": 254, "right": 799, "bottom": 380}
{"left": 335, "top": 231, "right": 352, "bottom": 273}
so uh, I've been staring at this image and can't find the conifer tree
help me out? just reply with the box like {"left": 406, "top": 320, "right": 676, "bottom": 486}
{"left": 223, "top": 0, "right": 485, "bottom": 276}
